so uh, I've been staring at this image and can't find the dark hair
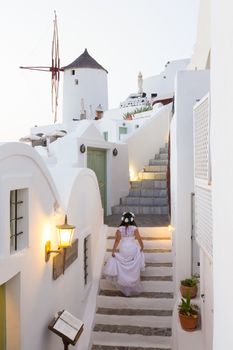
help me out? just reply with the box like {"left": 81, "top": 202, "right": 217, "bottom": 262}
{"left": 119, "top": 212, "right": 137, "bottom": 227}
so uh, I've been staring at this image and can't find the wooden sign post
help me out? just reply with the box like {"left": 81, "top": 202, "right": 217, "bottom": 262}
{"left": 48, "top": 310, "right": 84, "bottom": 349}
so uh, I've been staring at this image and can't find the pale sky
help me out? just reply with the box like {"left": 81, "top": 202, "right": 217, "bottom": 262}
{"left": 0, "top": 0, "right": 200, "bottom": 141}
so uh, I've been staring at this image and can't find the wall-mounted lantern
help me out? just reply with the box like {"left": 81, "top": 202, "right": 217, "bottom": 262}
{"left": 80, "top": 144, "right": 86, "bottom": 153}
{"left": 45, "top": 215, "right": 75, "bottom": 267}
{"left": 113, "top": 148, "right": 118, "bottom": 156}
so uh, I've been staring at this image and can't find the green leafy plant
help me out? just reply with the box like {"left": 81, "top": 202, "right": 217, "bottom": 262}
{"left": 122, "top": 106, "right": 152, "bottom": 120}
{"left": 133, "top": 106, "right": 152, "bottom": 114}
{"left": 123, "top": 112, "right": 134, "bottom": 120}
{"left": 181, "top": 275, "right": 199, "bottom": 287}
{"left": 178, "top": 294, "right": 199, "bottom": 318}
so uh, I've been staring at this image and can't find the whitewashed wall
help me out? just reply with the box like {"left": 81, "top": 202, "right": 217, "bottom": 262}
{"left": 125, "top": 104, "right": 171, "bottom": 179}
{"left": 143, "top": 59, "right": 190, "bottom": 100}
{"left": 211, "top": 1, "right": 233, "bottom": 348}
{"left": 62, "top": 68, "right": 108, "bottom": 123}
{"left": 170, "top": 70, "right": 210, "bottom": 291}
{"left": 170, "top": 70, "right": 210, "bottom": 350}
{"left": 49, "top": 122, "right": 129, "bottom": 215}
{"left": 0, "top": 142, "right": 105, "bottom": 350}
{"left": 188, "top": 0, "right": 211, "bottom": 70}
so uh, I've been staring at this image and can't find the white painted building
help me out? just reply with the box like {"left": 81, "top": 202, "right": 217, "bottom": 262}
{"left": 5, "top": 3, "right": 230, "bottom": 346}
{"left": 62, "top": 49, "right": 108, "bottom": 123}
{"left": 170, "top": 0, "right": 233, "bottom": 349}
{"left": 143, "top": 59, "right": 190, "bottom": 102}
{"left": 0, "top": 142, "right": 106, "bottom": 350}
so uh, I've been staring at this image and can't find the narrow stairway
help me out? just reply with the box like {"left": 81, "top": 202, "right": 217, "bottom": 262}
{"left": 91, "top": 225, "right": 174, "bottom": 350}
{"left": 111, "top": 144, "right": 169, "bottom": 215}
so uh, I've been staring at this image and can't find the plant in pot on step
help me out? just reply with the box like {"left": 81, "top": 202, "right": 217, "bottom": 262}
{"left": 180, "top": 275, "right": 199, "bottom": 299}
{"left": 178, "top": 294, "right": 199, "bottom": 331}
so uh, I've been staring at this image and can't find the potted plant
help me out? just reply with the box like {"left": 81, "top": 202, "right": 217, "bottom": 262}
{"left": 180, "top": 275, "right": 199, "bottom": 299}
{"left": 178, "top": 294, "right": 199, "bottom": 331}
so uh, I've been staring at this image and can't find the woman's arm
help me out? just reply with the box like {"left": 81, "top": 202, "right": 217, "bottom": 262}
{"left": 112, "top": 230, "right": 121, "bottom": 257}
{"left": 135, "top": 229, "right": 144, "bottom": 251}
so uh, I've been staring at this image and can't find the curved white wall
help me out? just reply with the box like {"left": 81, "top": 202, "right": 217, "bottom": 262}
{"left": 0, "top": 143, "right": 105, "bottom": 350}
{"left": 62, "top": 68, "right": 108, "bottom": 123}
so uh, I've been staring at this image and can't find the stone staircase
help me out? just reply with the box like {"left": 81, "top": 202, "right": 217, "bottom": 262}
{"left": 112, "top": 145, "right": 169, "bottom": 215}
{"left": 90, "top": 226, "right": 174, "bottom": 350}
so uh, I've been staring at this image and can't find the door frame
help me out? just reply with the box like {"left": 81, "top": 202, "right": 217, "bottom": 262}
{"left": 87, "top": 147, "right": 108, "bottom": 215}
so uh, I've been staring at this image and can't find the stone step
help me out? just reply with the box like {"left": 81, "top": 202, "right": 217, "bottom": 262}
{"left": 106, "top": 248, "right": 171, "bottom": 253}
{"left": 145, "top": 262, "right": 172, "bottom": 267}
{"left": 99, "top": 290, "right": 174, "bottom": 299}
{"left": 100, "top": 279, "right": 174, "bottom": 293}
{"left": 130, "top": 180, "right": 167, "bottom": 189}
{"left": 92, "top": 330, "right": 172, "bottom": 348}
{"left": 107, "top": 227, "right": 171, "bottom": 239}
{"left": 92, "top": 346, "right": 171, "bottom": 350}
{"left": 141, "top": 266, "right": 173, "bottom": 277}
{"left": 138, "top": 172, "right": 167, "bottom": 181}
{"left": 93, "top": 324, "right": 172, "bottom": 336}
{"left": 105, "top": 251, "right": 172, "bottom": 263}
{"left": 159, "top": 147, "right": 168, "bottom": 154}
{"left": 112, "top": 205, "right": 169, "bottom": 215}
{"left": 149, "top": 159, "right": 168, "bottom": 166}
{"left": 97, "top": 295, "right": 174, "bottom": 310}
{"left": 129, "top": 188, "right": 167, "bottom": 197}
{"left": 155, "top": 154, "right": 168, "bottom": 160}
{"left": 96, "top": 308, "right": 173, "bottom": 316}
{"left": 141, "top": 276, "right": 173, "bottom": 281}
{"left": 144, "top": 165, "right": 167, "bottom": 172}
{"left": 120, "top": 197, "right": 168, "bottom": 206}
{"left": 94, "top": 314, "right": 172, "bottom": 327}
{"left": 106, "top": 237, "right": 172, "bottom": 250}
{"left": 101, "top": 274, "right": 172, "bottom": 282}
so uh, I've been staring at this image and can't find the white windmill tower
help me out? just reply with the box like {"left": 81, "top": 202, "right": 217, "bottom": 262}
{"left": 62, "top": 49, "right": 108, "bottom": 123}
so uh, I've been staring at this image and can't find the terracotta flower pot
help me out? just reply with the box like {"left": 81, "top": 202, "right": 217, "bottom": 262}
{"left": 179, "top": 312, "right": 199, "bottom": 331}
{"left": 180, "top": 285, "right": 197, "bottom": 299}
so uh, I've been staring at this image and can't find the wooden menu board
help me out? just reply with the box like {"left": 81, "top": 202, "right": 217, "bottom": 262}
{"left": 48, "top": 310, "right": 84, "bottom": 346}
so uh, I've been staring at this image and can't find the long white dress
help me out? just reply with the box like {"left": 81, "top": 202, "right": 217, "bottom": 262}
{"left": 103, "top": 225, "right": 145, "bottom": 296}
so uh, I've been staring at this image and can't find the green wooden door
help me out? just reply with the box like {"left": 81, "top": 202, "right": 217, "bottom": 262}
{"left": 87, "top": 148, "right": 107, "bottom": 214}
{"left": 0, "top": 284, "right": 6, "bottom": 350}
{"left": 119, "top": 127, "right": 127, "bottom": 140}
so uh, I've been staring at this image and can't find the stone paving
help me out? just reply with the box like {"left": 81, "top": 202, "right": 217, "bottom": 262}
{"left": 141, "top": 275, "right": 172, "bottom": 281}
{"left": 104, "top": 214, "right": 170, "bottom": 227}
{"left": 93, "top": 324, "right": 172, "bottom": 336}
{"left": 96, "top": 308, "right": 173, "bottom": 316}
{"left": 99, "top": 290, "right": 174, "bottom": 299}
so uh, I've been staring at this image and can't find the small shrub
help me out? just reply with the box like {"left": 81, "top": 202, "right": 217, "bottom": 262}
{"left": 178, "top": 294, "right": 199, "bottom": 318}
{"left": 181, "top": 275, "right": 199, "bottom": 287}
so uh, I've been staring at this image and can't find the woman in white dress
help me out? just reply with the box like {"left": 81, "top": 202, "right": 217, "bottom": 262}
{"left": 103, "top": 212, "right": 145, "bottom": 296}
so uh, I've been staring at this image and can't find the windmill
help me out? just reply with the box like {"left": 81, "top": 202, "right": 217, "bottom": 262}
{"left": 20, "top": 11, "right": 63, "bottom": 123}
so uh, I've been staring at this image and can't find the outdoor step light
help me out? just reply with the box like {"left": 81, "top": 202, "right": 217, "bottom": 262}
{"left": 45, "top": 215, "right": 75, "bottom": 263}
{"left": 168, "top": 224, "right": 175, "bottom": 232}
